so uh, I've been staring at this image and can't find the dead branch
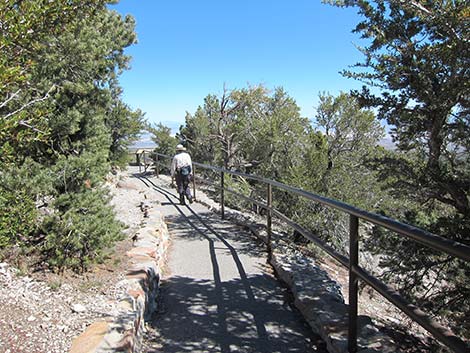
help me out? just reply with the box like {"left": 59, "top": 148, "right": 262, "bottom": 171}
{"left": 17, "top": 120, "right": 46, "bottom": 134}
{"left": 0, "top": 89, "right": 21, "bottom": 109}
{"left": 2, "top": 85, "right": 56, "bottom": 121}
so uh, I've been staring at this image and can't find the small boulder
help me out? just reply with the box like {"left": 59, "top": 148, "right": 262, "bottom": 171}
{"left": 71, "top": 303, "right": 87, "bottom": 313}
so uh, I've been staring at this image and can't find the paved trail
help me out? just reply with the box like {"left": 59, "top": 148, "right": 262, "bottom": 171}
{"left": 138, "top": 174, "right": 324, "bottom": 353}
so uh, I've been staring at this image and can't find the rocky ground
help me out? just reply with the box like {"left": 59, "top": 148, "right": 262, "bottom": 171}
{"left": 0, "top": 170, "right": 151, "bottom": 353}
{"left": 316, "top": 257, "right": 440, "bottom": 352}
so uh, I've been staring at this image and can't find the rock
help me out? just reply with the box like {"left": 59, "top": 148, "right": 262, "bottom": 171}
{"left": 117, "top": 180, "right": 138, "bottom": 190}
{"left": 72, "top": 304, "right": 87, "bottom": 313}
{"left": 384, "top": 316, "right": 401, "bottom": 326}
{"left": 27, "top": 315, "right": 36, "bottom": 322}
{"left": 70, "top": 321, "right": 109, "bottom": 353}
{"left": 61, "top": 283, "right": 73, "bottom": 291}
{"left": 57, "top": 324, "right": 68, "bottom": 332}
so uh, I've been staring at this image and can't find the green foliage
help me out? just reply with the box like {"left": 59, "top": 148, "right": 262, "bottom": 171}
{"left": 107, "top": 102, "right": 145, "bottom": 168}
{"left": 0, "top": 0, "right": 110, "bottom": 167}
{"left": 224, "top": 174, "right": 253, "bottom": 210}
{"left": 285, "top": 130, "right": 328, "bottom": 193}
{"left": 329, "top": 0, "right": 470, "bottom": 218}
{"left": 241, "top": 87, "right": 312, "bottom": 180}
{"left": 0, "top": 2, "right": 142, "bottom": 271}
{"left": 283, "top": 92, "right": 385, "bottom": 253}
{"left": 0, "top": 188, "right": 37, "bottom": 248}
{"left": 365, "top": 206, "right": 470, "bottom": 336}
{"left": 182, "top": 86, "right": 385, "bottom": 254}
{"left": 147, "top": 123, "right": 178, "bottom": 174}
{"left": 327, "top": 0, "right": 470, "bottom": 337}
{"left": 41, "top": 189, "right": 124, "bottom": 272}
{"left": 0, "top": 160, "right": 50, "bottom": 249}
{"left": 0, "top": 0, "right": 106, "bottom": 93}
{"left": 181, "top": 85, "right": 313, "bottom": 176}
{"left": 181, "top": 85, "right": 269, "bottom": 169}
{"left": 148, "top": 123, "right": 178, "bottom": 156}
{"left": 314, "top": 92, "right": 384, "bottom": 206}
{"left": 180, "top": 109, "right": 217, "bottom": 164}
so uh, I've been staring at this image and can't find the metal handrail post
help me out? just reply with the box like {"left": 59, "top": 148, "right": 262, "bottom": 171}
{"left": 221, "top": 171, "right": 225, "bottom": 220}
{"left": 348, "top": 215, "right": 359, "bottom": 353}
{"left": 192, "top": 164, "right": 196, "bottom": 200}
{"left": 267, "top": 183, "right": 273, "bottom": 262}
{"left": 155, "top": 154, "right": 159, "bottom": 177}
{"left": 143, "top": 151, "right": 147, "bottom": 172}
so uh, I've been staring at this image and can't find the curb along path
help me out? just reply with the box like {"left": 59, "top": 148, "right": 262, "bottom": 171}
{"left": 139, "top": 175, "right": 324, "bottom": 353}
{"left": 70, "top": 185, "right": 170, "bottom": 353}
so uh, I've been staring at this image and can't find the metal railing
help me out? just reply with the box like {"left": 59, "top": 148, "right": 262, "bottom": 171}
{"left": 155, "top": 153, "right": 470, "bottom": 353}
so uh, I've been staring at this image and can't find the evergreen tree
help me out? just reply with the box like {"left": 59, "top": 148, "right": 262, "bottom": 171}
{"left": 181, "top": 109, "right": 217, "bottom": 164}
{"left": 107, "top": 100, "right": 145, "bottom": 167}
{"left": 182, "top": 85, "right": 268, "bottom": 170}
{"left": 241, "top": 87, "right": 311, "bottom": 180}
{"left": 314, "top": 92, "right": 384, "bottom": 207}
{"left": 148, "top": 123, "right": 178, "bottom": 156}
{"left": 288, "top": 92, "right": 385, "bottom": 251}
{"left": 0, "top": 2, "right": 143, "bottom": 271}
{"left": 326, "top": 0, "right": 470, "bottom": 336}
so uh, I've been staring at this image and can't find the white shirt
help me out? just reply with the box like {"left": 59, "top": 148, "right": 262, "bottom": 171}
{"left": 171, "top": 152, "right": 192, "bottom": 177}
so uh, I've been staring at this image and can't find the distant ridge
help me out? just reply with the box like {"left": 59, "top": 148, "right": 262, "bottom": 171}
{"left": 128, "top": 131, "right": 395, "bottom": 151}
{"left": 129, "top": 132, "right": 157, "bottom": 151}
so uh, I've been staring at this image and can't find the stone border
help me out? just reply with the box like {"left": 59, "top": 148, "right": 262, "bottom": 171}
{"left": 70, "top": 205, "right": 170, "bottom": 353}
{"left": 194, "top": 189, "right": 399, "bottom": 353}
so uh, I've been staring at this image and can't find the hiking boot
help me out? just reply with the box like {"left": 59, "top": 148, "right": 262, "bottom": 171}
{"left": 179, "top": 195, "right": 185, "bottom": 205}
{"left": 188, "top": 197, "right": 193, "bottom": 204}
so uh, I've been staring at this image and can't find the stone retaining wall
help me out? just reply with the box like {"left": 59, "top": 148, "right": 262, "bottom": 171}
{"left": 70, "top": 205, "right": 169, "bottom": 353}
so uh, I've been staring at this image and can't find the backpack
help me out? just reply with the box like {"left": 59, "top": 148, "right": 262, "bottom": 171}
{"left": 179, "top": 165, "right": 191, "bottom": 176}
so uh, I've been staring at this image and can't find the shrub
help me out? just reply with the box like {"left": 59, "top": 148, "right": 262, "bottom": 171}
{"left": 41, "top": 188, "right": 124, "bottom": 272}
{"left": 0, "top": 188, "right": 37, "bottom": 248}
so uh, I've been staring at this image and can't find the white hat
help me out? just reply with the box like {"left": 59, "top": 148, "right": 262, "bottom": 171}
{"left": 176, "top": 144, "right": 186, "bottom": 151}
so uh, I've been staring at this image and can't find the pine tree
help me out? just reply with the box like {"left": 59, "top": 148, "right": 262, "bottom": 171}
{"left": 326, "top": 0, "right": 470, "bottom": 336}
{"left": 0, "top": 2, "right": 143, "bottom": 271}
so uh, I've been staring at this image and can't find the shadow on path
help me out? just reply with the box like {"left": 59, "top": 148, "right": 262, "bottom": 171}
{"left": 146, "top": 275, "right": 317, "bottom": 353}
{"left": 135, "top": 174, "right": 325, "bottom": 353}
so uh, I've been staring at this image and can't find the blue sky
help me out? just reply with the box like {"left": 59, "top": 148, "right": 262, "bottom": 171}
{"left": 110, "top": 0, "right": 366, "bottom": 133}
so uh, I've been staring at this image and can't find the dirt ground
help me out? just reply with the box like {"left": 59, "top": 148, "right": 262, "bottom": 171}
{"left": 0, "top": 169, "right": 148, "bottom": 353}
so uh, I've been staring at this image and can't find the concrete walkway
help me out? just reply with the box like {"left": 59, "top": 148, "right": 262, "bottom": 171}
{"left": 138, "top": 174, "right": 322, "bottom": 353}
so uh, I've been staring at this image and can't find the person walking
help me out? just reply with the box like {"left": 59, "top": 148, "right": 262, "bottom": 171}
{"left": 170, "top": 144, "right": 193, "bottom": 205}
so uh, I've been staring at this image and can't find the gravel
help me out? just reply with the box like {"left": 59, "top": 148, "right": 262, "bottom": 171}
{"left": 0, "top": 167, "right": 152, "bottom": 353}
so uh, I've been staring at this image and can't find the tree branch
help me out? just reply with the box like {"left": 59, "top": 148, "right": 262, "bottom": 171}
{"left": 0, "top": 89, "right": 22, "bottom": 109}
{"left": 17, "top": 120, "right": 46, "bottom": 134}
{"left": 2, "top": 85, "right": 56, "bottom": 120}
{"left": 398, "top": 0, "right": 467, "bottom": 43}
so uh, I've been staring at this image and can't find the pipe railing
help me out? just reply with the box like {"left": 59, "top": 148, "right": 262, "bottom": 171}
{"left": 155, "top": 153, "right": 470, "bottom": 353}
